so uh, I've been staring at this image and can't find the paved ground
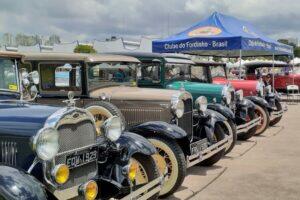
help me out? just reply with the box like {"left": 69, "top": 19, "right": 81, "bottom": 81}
{"left": 167, "top": 104, "right": 300, "bottom": 200}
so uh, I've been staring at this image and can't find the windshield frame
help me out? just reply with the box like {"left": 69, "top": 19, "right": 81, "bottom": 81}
{"left": 164, "top": 62, "right": 195, "bottom": 83}
{"left": 87, "top": 61, "right": 138, "bottom": 91}
{"left": 0, "top": 58, "right": 20, "bottom": 94}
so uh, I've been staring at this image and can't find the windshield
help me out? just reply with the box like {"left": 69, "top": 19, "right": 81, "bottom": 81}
{"left": 139, "top": 62, "right": 161, "bottom": 82}
{"left": 88, "top": 62, "right": 137, "bottom": 90}
{"left": 0, "top": 58, "right": 18, "bottom": 92}
{"left": 254, "top": 66, "right": 293, "bottom": 76}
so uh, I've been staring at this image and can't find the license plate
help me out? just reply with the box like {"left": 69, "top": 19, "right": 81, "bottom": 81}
{"left": 190, "top": 139, "right": 209, "bottom": 155}
{"left": 66, "top": 146, "right": 98, "bottom": 169}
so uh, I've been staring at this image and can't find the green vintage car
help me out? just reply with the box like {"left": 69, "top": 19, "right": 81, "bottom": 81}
{"left": 118, "top": 52, "right": 260, "bottom": 142}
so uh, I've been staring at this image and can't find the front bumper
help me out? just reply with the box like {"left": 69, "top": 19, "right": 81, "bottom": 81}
{"left": 186, "top": 134, "right": 231, "bottom": 168}
{"left": 236, "top": 117, "right": 261, "bottom": 134}
{"left": 120, "top": 177, "right": 162, "bottom": 200}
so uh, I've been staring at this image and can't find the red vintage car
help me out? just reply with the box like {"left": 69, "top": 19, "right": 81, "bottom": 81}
{"left": 192, "top": 61, "right": 285, "bottom": 132}
{"left": 243, "top": 60, "right": 300, "bottom": 92}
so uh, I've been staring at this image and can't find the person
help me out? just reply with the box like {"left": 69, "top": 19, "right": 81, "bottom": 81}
{"left": 114, "top": 68, "right": 125, "bottom": 82}
{"left": 263, "top": 73, "right": 272, "bottom": 86}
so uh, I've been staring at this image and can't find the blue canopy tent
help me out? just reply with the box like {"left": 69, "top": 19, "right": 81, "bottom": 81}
{"left": 152, "top": 12, "right": 293, "bottom": 57}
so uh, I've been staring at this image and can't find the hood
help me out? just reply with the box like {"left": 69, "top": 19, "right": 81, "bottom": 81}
{"left": 0, "top": 101, "right": 61, "bottom": 137}
{"left": 213, "top": 78, "right": 259, "bottom": 96}
{"left": 166, "top": 81, "right": 223, "bottom": 103}
{"left": 89, "top": 86, "right": 187, "bottom": 101}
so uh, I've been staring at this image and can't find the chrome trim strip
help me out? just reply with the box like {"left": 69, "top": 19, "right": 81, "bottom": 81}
{"left": 236, "top": 117, "right": 261, "bottom": 134}
{"left": 120, "top": 177, "right": 162, "bottom": 200}
{"left": 186, "top": 135, "right": 230, "bottom": 168}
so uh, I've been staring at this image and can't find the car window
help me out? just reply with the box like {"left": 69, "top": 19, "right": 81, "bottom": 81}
{"left": 0, "top": 59, "right": 18, "bottom": 92}
{"left": 165, "top": 63, "right": 190, "bottom": 81}
{"left": 139, "top": 63, "right": 161, "bottom": 82}
{"left": 40, "top": 63, "right": 82, "bottom": 91}
{"left": 191, "top": 66, "right": 209, "bottom": 82}
{"left": 88, "top": 62, "right": 137, "bottom": 90}
{"left": 210, "top": 66, "right": 226, "bottom": 78}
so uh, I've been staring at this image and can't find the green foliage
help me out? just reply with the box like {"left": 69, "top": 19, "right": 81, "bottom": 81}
{"left": 73, "top": 45, "right": 97, "bottom": 53}
{"left": 294, "top": 47, "right": 300, "bottom": 57}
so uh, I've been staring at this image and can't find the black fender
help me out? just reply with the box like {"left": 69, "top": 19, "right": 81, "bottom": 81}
{"left": 0, "top": 165, "right": 47, "bottom": 200}
{"left": 207, "top": 103, "right": 235, "bottom": 120}
{"left": 245, "top": 96, "right": 272, "bottom": 112}
{"left": 265, "top": 92, "right": 280, "bottom": 108}
{"left": 128, "top": 121, "right": 188, "bottom": 140}
{"left": 116, "top": 131, "right": 157, "bottom": 159}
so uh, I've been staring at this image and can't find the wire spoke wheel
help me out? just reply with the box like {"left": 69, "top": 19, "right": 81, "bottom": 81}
{"left": 130, "top": 158, "right": 149, "bottom": 185}
{"left": 254, "top": 105, "right": 269, "bottom": 135}
{"left": 86, "top": 105, "right": 113, "bottom": 134}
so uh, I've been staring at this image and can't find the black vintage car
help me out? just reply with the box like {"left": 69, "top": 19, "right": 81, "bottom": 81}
{"left": 0, "top": 51, "right": 161, "bottom": 200}
{"left": 21, "top": 52, "right": 231, "bottom": 197}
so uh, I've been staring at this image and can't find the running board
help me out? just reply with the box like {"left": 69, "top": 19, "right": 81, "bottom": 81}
{"left": 120, "top": 177, "right": 162, "bottom": 200}
{"left": 186, "top": 136, "right": 230, "bottom": 168}
{"left": 236, "top": 117, "right": 261, "bottom": 134}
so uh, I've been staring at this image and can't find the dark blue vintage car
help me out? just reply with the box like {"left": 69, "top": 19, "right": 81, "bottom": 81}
{"left": 0, "top": 51, "right": 161, "bottom": 200}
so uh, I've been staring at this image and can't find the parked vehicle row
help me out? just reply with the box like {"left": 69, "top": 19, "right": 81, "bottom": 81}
{"left": 0, "top": 51, "right": 287, "bottom": 199}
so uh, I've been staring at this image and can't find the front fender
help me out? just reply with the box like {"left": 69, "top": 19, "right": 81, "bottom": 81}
{"left": 245, "top": 96, "right": 271, "bottom": 111}
{"left": 0, "top": 165, "right": 47, "bottom": 200}
{"left": 128, "top": 121, "right": 188, "bottom": 140}
{"left": 207, "top": 103, "right": 235, "bottom": 120}
{"left": 116, "top": 132, "right": 157, "bottom": 158}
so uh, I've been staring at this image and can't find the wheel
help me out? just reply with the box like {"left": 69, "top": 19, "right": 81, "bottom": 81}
{"left": 225, "top": 119, "right": 237, "bottom": 154}
{"left": 130, "top": 154, "right": 160, "bottom": 200}
{"left": 269, "top": 99, "right": 283, "bottom": 126}
{"left": 237, "top": 108, "right": 257, "bottom": 140}
{"left": 254, "top": 104, "right": 270, "bottom": 135}
{"left": 84, "top": 101, "right": 126, "bottom": 134}
{"left": 200, "top": 123, "right": 226, "bottom": 166}
{"left": 148, "top": 137, "right": 186, "bottom": 198}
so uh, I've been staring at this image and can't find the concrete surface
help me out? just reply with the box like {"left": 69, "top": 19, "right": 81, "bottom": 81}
{"left": 167, "top": 104, "right": 300, "bottom": 200}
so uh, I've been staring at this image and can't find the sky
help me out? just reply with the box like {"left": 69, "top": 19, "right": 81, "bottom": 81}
{"left": 0, "top": 0, "right": 299, "bottom": 42}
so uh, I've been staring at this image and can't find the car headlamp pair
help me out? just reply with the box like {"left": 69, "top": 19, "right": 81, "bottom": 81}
{"left": 195, "top": 96, "right": 208, "bottom": 112}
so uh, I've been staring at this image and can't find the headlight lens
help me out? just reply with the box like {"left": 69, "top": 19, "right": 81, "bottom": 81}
{"left": 79, "top": 180, "right": 98, "bottom": 200}
{"left": 101, "top": 116, "right": 122, "bottom": 142}
{"left": 171, "top": 99, "right": 184, "bottom": 118}
{"left": 195, "top": 96, "right": 207, "bottom": 112}
{"left": 32, "top": 127, "right": 59, "bottom": 161}
{"left": 222, "top": 86, "right": 231, "bottom": 105}
{"left": 51, "top": 164, "right": 70, "bottom": 185}
{"left": 256, "top": 82, "right": 264, "bottom": 96}
{"left": 236, "top": 90, "right": 243, "bottom": 101}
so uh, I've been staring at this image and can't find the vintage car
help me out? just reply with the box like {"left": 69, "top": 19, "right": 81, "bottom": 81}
{"left": 22, "top": 52, "right": 231, "bottom": 197}
{"left": 200, "top": 61, "right": 285, "bottom": 129}
{"left": 0, "top": 51, "right": 161, "bottom": 200}
{"left": 117, "top": 52, "right": 260, "bottom": 141}
{"left": 244, "top": 60, "right": 300, "bottom": 92}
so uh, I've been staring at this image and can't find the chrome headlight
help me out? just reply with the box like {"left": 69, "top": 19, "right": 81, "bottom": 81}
{"left": 236, "top": 90, "right": 243, "bottom": 101}
{"left": 101, "top": 116, "right": 122, "bottom": 142}
{"left": 222, "top": 86, "right": 231, "bottom": 105}
{"left": 195, "top": 96, "right": 207, "bottom": 112}
{"left": 256, "top": 82, "right": 264, "bottom": 97}
{"left": 32, "top": 127, "right": 59, "bottom": 161}
{"left": 171, "top": 99, "right": 184, "bottom": 118}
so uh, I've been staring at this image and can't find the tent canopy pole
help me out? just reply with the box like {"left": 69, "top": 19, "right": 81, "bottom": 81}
{"left": 239, "top": 49, "right": 242, "bottom": 79}
{"left": 272, "top": 53, "right": 275, "bottom": 93}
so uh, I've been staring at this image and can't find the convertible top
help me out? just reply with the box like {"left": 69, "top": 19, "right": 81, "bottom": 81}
{"left": 0, "top": 51, "right": 23, "bottom": 59}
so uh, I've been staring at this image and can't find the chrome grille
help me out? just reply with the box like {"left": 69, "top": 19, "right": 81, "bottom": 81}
{"left": 0, "top": 141, "right": 17, "bottom": 166}
{"left": 55, "top": 120, "right": 97, "bottom": 190}
{"left": 177, "top": 99, "right": 193, "bottom": 135}
{"left": 121, "top": 107, "right": 170, "bottom": 126}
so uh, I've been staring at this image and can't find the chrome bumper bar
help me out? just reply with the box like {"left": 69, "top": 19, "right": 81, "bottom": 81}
{"left": 270, "top": 109, "right": 284, "bottom": 121}
{"left": 186, "top": 135, "right": 230, "bottom": 168}
{"left": 236, "top": 117, "right": 261, "bottom": 134}
{"left": 120, "top": 177, "right": 162, "bottom": 200}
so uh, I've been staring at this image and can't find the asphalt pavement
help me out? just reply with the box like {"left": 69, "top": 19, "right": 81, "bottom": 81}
{"left": 167, "top": 104, "right": 300, "bottom": 200}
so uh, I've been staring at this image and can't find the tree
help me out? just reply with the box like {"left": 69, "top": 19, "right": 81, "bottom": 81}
{"left": 73, "top": 45, "right": 97, "bottom": 53}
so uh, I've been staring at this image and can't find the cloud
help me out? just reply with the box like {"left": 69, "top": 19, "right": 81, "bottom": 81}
{"left": 0, "top": 0, "right": 299, "bottom": 42}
